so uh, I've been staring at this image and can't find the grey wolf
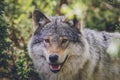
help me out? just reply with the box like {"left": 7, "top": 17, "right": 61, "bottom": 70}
{"left": 28, "top": 10, "right": 120, "bottom": 80}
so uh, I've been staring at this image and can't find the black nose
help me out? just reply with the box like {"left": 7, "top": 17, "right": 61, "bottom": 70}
{"left": 49, "top": 54, "right": 58, "bottom": 63}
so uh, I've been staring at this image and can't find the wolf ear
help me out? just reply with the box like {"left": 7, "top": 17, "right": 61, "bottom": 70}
{"left": 73, "top": 16, "right": 83, "bottom": 34}
{"left": 32, "top": 10, "right": 50, "bottom": 33}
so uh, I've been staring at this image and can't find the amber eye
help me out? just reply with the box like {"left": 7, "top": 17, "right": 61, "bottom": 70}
{"left": 61, "top": 39, "right": 68, "bottom": 44}
{"left": 44, "top": 39, "right": 50, "bottom": 43}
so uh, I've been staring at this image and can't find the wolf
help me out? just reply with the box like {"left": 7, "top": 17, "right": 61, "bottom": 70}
{"left": 28, "top": 10, "right": 120, "bottom": 80}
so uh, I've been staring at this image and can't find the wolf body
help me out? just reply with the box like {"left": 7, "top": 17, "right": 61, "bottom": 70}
{"left": 28, "top": 10, "right": 120, "bottom": 80}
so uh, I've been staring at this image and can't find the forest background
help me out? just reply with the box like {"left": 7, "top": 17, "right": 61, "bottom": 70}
{"left": 0, "top": 0, "right": 120, "bottom": 80}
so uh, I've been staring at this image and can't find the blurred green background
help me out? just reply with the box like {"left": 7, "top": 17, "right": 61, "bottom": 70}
{"left": 0, "top": 0, "right": 120, "bottom": 80}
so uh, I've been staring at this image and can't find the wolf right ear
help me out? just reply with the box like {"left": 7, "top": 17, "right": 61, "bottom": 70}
{"left": 73, "top": 16, "right": 83, "bottom": 34}
{"left": 32, "top": 10, "right": 50, "bottom": 33}
{"left": 64, "top": 16, "right": 83, "bottom": 34}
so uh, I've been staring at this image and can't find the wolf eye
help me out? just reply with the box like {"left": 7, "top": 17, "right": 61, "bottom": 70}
{"left": 61, "top": 39, "right": 68, "bottom": 44}
{"left": 44, "top": 39, "right": 50, "bottom": 43}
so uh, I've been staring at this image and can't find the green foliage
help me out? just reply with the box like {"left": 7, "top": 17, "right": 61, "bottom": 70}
{"left": 0, "top": 0, "right": 120, "bottom": 80}
{"left": 0, "top": 0, "right": 11, "bottom": 79}
{"left": 61, "top": 2, "right": 87, "bottom": 19}
{"left": 61, "top": 0, "right": 120, "bottom": 32}
{"left": 1, "top": 0, "right": 40, "bottom": 80}
{"left": 85, "top": 0, "right": 120, "bottom": 31}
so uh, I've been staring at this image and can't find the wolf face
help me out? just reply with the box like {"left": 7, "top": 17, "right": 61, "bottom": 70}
{"left": 28, "top": 10, "right": 89, "bottom": 74}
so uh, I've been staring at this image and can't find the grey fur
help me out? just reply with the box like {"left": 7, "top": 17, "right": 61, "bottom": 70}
{"left": 28, "top": 10, "right": 120, "bottom": 80}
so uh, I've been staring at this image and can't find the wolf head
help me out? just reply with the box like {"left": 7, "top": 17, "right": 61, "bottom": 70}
{"left": 28, "top": 10, "right": 89, "bottom": 73}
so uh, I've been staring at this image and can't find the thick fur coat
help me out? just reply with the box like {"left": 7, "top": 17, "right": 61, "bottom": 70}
{"left": 28, "top": 10, "right": 120, "bottom": 80}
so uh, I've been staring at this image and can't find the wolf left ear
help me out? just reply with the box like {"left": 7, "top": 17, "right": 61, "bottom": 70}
{"left": 32, "top": 9, "right": 50, "bottom": 33}
{"left": 73, "top": 16, "right": 83, "bottom": 33}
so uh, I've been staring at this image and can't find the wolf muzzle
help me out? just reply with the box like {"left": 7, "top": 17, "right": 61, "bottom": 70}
{"left": 48, "top": 54, "right": 68, "bottom": 73}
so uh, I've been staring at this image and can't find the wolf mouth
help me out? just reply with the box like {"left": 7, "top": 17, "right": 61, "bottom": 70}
{"left": 49, "top": 55, "right": 68, "bottom": 73}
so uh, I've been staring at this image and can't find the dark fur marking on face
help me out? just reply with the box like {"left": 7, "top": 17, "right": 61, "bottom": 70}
{"left": 37, "top": 19, "right": 80, "bottom": 41}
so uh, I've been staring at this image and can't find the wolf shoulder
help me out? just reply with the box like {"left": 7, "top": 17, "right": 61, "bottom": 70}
{"left": 83, "top": 28, "right": 120, "bottom": 59}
